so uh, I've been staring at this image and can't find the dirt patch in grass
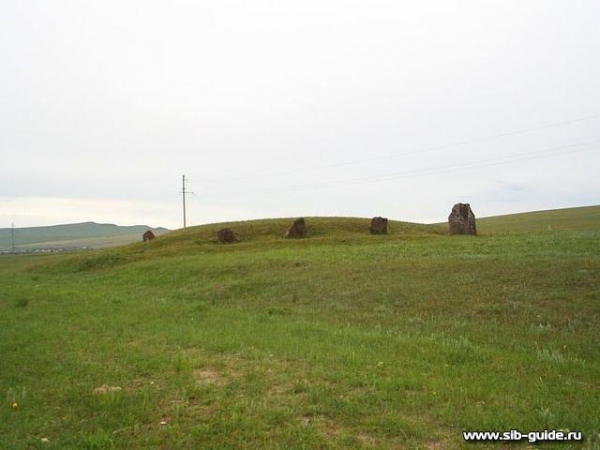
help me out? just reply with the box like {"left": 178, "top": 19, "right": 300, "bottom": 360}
{"left": 297, "top": 415, "right": 350, "bottom": 440}
{"left": 422, "top": 439, "right": 452, "bottom": 450}
{"left": 193, "top": 368, "right": 222, "bottom": 385}
{"left": 93, "top": 384, "right": 122, "bottom": 395}
{"left": 300, "top": 415, "right": 384, "bottom": 447}
{"left": 268, "top": 383, "right": 288, "bottom": 395}
{"left": 355, "top": 433, "right": 378, "bottom": 446}
{"left": 125, "top": 378, "right": 157, "bottom": 393}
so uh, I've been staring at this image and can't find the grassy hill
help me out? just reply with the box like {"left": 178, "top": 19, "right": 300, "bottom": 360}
{"left": 476, "top": 205, "right": 600, "bottom": 234}
{"left": 0, "top": 211, "right": 598, "bottom": 449}
{"left": 0, "top": 222, "right": 170, "bottom": 251}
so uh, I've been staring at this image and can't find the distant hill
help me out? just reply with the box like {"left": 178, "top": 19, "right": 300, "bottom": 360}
{"left": 476, "top": 205, "right": 600, "bottom": 233}
{"left": 0, "top": 222, "right": 170, "bottom": 252}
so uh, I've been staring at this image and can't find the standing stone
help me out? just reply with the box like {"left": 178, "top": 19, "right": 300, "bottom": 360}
{"left": 448, "top": 203, "right": 477, "bottom": 235}
{"left": 217, "top": 228, "right": 238, "bottom": 243}
{"left": 142, "top": 230, "right": 156, "bottom": 242}
{"left": 369, "top": 217, "right": 388, "bottom": 234}
{"left": 284, "top": 218, "right": 308, "bottom": 238}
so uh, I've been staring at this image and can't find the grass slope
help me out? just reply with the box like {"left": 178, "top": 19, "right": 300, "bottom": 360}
{"left": 477, "top": 205, "right": 600, "bottom": 234}
{"left": 0, "top": 214, "right": 598, "bottom": 449}
{"left": 0, "top": 222, "right": 170, "bottom": 251}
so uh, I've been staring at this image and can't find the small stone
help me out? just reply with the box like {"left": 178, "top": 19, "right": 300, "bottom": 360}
{"left": 299, "top": 417, "right": 311, "bottom": 426}
{"left": 217, "top": 228, "right": 238, "bottom": 243}
{"left": 284, "top": 218, "right": 308, "bottom": 238}
{"left": 143, "top": 230, "right": 156, "bottom": 242}
{"left": 369, "top": 217, "right": 388, "bottom": 234}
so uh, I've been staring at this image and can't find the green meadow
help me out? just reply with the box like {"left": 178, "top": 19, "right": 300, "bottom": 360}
{"left": 0, "top": 209, "right": 599, "bottom": 449}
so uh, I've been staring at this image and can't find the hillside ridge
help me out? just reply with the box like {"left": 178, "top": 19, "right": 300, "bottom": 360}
{"left": 476, "top": 204, "right": 600, "bottom": 233}
{"left": 0, "top": 221, "right": 170, "bottom": 251}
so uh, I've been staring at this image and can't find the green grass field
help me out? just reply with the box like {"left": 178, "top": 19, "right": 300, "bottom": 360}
{"left": 477, "top": 205, "right": 600, "bottom": 234}
{"left": 0, "top": 210, "right": 598, "bottom": 449}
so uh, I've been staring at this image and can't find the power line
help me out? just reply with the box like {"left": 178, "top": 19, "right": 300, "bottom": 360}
{"left": 240, "top": 141, "right": 600, "bottom": 195}
{"left": 200, "top": 113, "right": 600, "bottom": 183}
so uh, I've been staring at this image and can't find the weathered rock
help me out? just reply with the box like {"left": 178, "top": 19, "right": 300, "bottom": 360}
{"left": 369, "top": 217, "right": 388, "bottom": 234}
{"left": 217, "top": 228, "right": 238, "bottom": 243}
{"left": 142, "top": 230, "right": 156, "bottom": 242}
{"left": 448, "top": 203, "right": 477, "bottom": 235}
{"left": 284, "top": 218, "right": 308, "bottom": 238}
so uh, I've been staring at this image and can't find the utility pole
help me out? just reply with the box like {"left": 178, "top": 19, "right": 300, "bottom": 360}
{"left": 11, "top": 223, "right": 15, "bottom": 253}
{"left": 180, "top": 175, "right": 194, "bottom": 229}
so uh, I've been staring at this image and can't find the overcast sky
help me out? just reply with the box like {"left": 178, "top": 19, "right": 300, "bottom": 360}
{"left": 1, "top": 1, "right": 599, "bottom": 229}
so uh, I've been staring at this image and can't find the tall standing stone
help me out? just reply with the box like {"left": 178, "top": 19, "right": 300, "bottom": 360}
{"left": 284, "top": 218, "right": 308, "bottom": 238}
{"left": 448, "top": 203, "right": 477, "bottom": 235}
{"left": 369, "top": 217, "right": 388, "bottom": 234}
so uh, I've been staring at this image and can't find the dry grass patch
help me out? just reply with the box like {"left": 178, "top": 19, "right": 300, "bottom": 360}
{"left": 93, "top": 384, "right": 122, "bottom": 395}
{"left": 297, "top": 415, "right": 382, "bottom": 448}
{"left": 193, "top": 368, "right": 222, "bottom": 385}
